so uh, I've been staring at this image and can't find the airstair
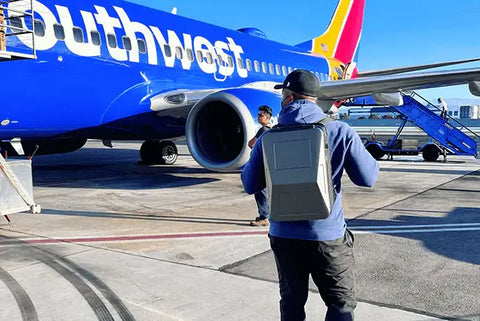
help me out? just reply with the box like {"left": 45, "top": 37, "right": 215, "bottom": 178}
{"left": 0, "top": 0, "right": 36, "bottom": 61}
{"left": 393, "top": 92, "right": 479, "bottom": 157}
{"left": 362, "top": 91, "right": 480, "bottom": 161}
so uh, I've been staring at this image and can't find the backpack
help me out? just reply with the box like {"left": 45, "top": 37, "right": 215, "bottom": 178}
{"left": 261, "top": 118, "right": 335, "bottom": 221}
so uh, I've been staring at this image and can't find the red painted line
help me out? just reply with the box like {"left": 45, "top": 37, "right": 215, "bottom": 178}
{"left": 1, "top": 230, "right": 269, "bottom": 245}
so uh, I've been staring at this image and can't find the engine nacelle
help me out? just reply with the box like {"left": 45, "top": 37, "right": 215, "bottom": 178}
{"left": 186, "top": 88, "right": 281, "bottom": 171}
{"left": 372, "top": 92, "right": 404, "bottom": 106}
{"left": 469, "top": 81, "right": 480, "bottom": 97}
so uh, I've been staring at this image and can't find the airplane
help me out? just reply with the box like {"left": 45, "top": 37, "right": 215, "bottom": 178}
{"left": 0, "top": 0, "right": 480, "bottom": 172}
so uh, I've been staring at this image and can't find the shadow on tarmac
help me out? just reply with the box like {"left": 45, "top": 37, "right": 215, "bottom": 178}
{"left": 32, "top": 163, "right": 220, "bottom": 189}
{"left": 349, "top": 207, "right": 480, "bottom": 265}
{"left": 39, "top": 209, "right": 252, "bottom": 226}
{"left": 379, "top": 167, "right": 480, "bottom": 175}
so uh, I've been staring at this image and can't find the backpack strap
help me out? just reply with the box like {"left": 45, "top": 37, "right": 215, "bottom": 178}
{"left": 317, "top": 116, "right": 334, "bottom": 126}
{"left": 271, "top": 116, "right": 334, "bottom": 131}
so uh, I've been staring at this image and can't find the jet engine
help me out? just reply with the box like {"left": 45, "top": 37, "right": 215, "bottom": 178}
{"left": 186, "top": 87, "right": 281, "bottom": 171}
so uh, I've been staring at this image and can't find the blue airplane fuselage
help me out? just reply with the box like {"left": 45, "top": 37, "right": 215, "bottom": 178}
{"left": 1, "top": 0, "right": 331, "bottom": 141}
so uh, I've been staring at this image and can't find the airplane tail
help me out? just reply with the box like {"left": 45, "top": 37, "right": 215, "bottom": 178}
{"left": 297, "top": 0, "right": 365, "bottom": 65}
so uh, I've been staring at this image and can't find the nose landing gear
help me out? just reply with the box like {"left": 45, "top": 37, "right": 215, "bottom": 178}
{"left": 140, "top": 140, "right": 178, "bottom": 165}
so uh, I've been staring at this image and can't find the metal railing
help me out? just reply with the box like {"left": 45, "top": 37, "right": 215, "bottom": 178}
{"left": 404, "top": 91, "right": 480, "bottom": 141}
{"left": 0, "top": 0, "right": 35, "bottom": 60}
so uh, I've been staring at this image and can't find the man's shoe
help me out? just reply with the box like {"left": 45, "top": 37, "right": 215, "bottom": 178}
{"left": 250, "top": 217, "right": 269, "bottom": 226}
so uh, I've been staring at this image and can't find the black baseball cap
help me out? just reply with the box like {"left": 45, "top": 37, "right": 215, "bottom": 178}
{"left": 258, "top": 105, "right": 272, "bottom": 116}
{"left": 274, "top": 69, "right": 320, "bottom": 97}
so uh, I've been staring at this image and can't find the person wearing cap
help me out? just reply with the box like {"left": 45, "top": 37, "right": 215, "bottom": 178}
{"left": 248, "top": 105, "right": 273, "bottom": 226}
{"left": 241, "top": 69, "right": 379, "bottom": 321}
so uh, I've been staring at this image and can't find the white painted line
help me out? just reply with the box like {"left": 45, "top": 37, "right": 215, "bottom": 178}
{"left": 352, "top": 227, "right": 480, "bottom": 234}
{"left": 350, "top": 223, "right": 480, "bottom": 230}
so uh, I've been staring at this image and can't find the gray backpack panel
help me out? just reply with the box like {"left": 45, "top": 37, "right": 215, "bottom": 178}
{"left": 261, "top": 123, "right": 334, "bottom": 221}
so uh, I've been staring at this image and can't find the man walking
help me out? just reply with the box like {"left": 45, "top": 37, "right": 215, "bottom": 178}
{"left": 241, "top": 70, "right": 379, "bottom": 321}
{"left": 438, "top": 97, "right": 448, "bottom": 119}
{"left": 248, "top": 105, "right": 272, "bottom": 226}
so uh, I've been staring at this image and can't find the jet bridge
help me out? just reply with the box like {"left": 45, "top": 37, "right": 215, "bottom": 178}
{"left": 364, "top": 92, "right": 480, "bottom": 161}
{"left": 0, "top": 0, "right": 36, "bottom": 61}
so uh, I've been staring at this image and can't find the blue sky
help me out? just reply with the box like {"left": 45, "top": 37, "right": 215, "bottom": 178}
{"left": 124, "top": 0, "right": 480, "bottom": 103}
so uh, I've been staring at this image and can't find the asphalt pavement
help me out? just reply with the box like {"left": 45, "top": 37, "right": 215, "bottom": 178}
{"left": 1, "top": 140, "right": 479, "bottom": 320}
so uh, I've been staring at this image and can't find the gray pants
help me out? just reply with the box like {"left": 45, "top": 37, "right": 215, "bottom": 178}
{"left": 269, "top": 230, "right": 356, "bottom": 321}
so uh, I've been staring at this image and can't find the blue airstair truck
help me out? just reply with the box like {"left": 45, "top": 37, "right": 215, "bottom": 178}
{"left": 361, "top": 92, "right": 480, "bottom": 161}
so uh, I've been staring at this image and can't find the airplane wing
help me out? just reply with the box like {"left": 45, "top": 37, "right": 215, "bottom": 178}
{"left": 357, "top": 58, "right": 480, "bottom": 77}
{"left": 318, "top": 67, "right": 480, "bottom": 100}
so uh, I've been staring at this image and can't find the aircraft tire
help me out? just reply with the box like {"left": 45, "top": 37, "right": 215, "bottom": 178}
{"left": 140, "top": 140, "right": 156, "bottom": 164}
{"left": 422, "top": 144, "right": 440, "bottom": 162}
{"left": 158, "top": 141, "right": 178, "bottom": 165}
{"left": 140, "top": 140, "right": 178, "bottom": 165}
{"left": 366, "top": 143, "right": 386, "bottom": 160}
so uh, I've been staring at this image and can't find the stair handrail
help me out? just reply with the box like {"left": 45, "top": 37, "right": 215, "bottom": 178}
{"left": 402, "top": 91, "right": 480, "bottom": 141}
{"left": 0, "top": 0, "right": 36, "bottom": 60}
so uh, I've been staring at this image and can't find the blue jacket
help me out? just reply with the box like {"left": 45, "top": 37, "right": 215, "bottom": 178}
{"left": 241, "top": 99, "right": 379, "bottom": 241}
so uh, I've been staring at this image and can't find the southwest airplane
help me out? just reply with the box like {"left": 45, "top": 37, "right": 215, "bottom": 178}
{"left": 1, "top": 0, "right": 480, "bottom": 171}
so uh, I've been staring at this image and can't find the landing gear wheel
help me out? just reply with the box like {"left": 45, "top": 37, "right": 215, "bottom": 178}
{"left": 140, "top": 141, "right": 156, "bottom": 164}
{"left": 366, "top": 143, "right": 386, "bottom": 160}
{"left": 140, "top": 140, "right": 178, "bottom": 165}
{"left": 158, "top": 141, "right": 178, "bottom": 165}
{"left": 422, "top": 144, "right": 440, "bottom": 162}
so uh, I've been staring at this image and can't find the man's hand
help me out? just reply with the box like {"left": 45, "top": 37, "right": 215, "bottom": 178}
{"left": 248, "top": 137, "right": 257, "bottom": 149}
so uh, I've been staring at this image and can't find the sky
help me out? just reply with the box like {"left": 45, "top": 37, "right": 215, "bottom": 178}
{"left": 123, "top": 0, "right": 480, "bottom": 104}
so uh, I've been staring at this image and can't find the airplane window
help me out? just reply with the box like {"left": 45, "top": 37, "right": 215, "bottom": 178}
{"left": 282, "top": 66, "right": 287, "bottom": 76}
{"left": 164, "top": 44, "right": 172, "bottom": 57}
{"left": 53, "top": 24, "right": 65, "bottom": 40}
{"left": 269, "top": 63, "right": 274, "bottom": 75}
{"left": 186, "top": 49, "right": 194, "bottom": 61}
{"left": 275, "top": 64, "right": 281, "bottom": 75}
{"left": 107, "top": 34, "right": 117, "bottom": 48}
{"left": 9, "top": 17, "right": 23, "bottom": 30}
{"left": 206, "top": 52, "right": 213, "bottom": 64}
{"left": 137, "top": 39, "right": 146, "bottom": 53}
{"left": 262, "top": 62, "right": 267, "bottom": 73}
{"left": 196, "top": 50, "right": 204, "bottom": 62}
{"left": 237, "top": 58, "right": 244, "bottom": 69}
{"left": 216, "top": 54, "right": 223, "bottom": 66}
{"left": 175, "top": 47, "right": 183, "bottom": 59}
{"left": 34, "top": 20, "right": 45, "bottom": 37}
{"left": 246, "top": 59, "right": 252, "bottom": 71}
{"left": 227, "top": 56, "right": 234, "bottom": 67}
{"left": 73, "top": 27, "right": 84, "bottom": 43}
{"left": 254, "top": 60, "right": 260, "bottom": 72}
{"left": 91, "top": 31, "right": 101, "bottom": 46}
{"left": 122, "top": 36, "right": 132, "bottom": 51}
{"left": 288, "top": 67, "right": 293, "bottom": 73}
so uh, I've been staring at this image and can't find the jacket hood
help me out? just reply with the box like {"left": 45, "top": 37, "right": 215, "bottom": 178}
{"left": 278, "top": 99, "right": 326, "bottom": 125}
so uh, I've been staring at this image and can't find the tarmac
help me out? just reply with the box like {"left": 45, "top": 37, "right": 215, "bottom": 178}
{"left": 1, "top": 140, "right": 479, "bottom": 321}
